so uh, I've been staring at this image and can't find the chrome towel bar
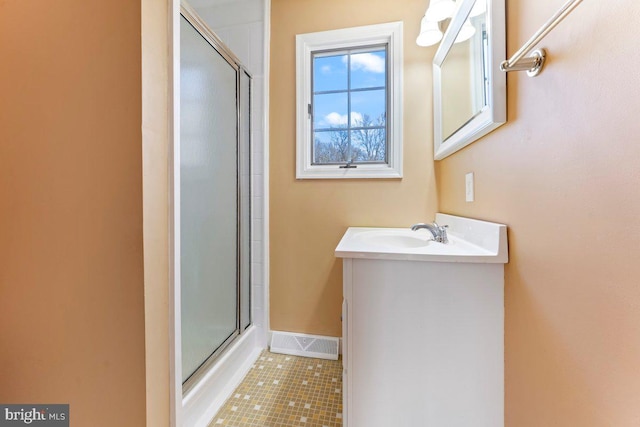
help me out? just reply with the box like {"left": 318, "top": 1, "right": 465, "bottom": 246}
{"left": 500, "top": 0, "right": 584, "bottom": 77}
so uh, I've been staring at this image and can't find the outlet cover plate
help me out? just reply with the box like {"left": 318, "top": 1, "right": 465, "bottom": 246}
{"left": 465, "top": 172, "right": 474, "bottom": 202}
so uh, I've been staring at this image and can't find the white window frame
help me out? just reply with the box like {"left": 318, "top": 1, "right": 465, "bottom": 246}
{"left": 296, "top": 22, "right": 403, "bottom": 179}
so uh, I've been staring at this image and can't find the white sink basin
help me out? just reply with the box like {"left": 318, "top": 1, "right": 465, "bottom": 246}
{"left": 356, "top": 229, "right": 432, "bottom": 248}
{"left": 335, "top": 213, "right": 508, "bottom": 263}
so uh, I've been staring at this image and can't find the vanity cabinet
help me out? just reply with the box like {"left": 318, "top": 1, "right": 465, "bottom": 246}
{"left": 336, "top": 214, "right": 508, "bottom": 427}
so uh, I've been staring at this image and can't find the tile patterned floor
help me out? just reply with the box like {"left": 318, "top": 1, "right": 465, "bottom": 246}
{"left": 209, "top": 350, "right": 343, "bottom": 427}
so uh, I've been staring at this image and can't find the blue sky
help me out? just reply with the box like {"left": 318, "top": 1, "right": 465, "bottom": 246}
{"left": 313, "top": 49, "right": 386, "bottom": 129}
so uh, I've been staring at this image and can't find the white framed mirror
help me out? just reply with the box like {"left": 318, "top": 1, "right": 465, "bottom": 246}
{"left": 433, "top": 0, "right": 506, "bottom": 160}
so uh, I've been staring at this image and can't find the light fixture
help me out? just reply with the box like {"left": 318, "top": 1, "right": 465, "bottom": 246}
{"left": 455, "top": 21, "right": 476, "bottom": 43}
{"left": 425, "top": 0, "right": 456, "bottom": 22}
{"left": 416, "top": 0, "right": 478, "bottom": 47}
{"left": 416, "top": 16, "right": 443, "bottom": 47}
{"left": 469, "top": 0, "right": 487, "bottom": 17}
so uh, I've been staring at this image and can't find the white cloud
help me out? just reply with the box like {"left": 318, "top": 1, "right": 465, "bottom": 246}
{"left": 343, "top": 53, "right": 385, "bottom": 73}
{"left": 350, "top": 111, "right": 363, "bottom": 125}
{"left": 321, "top": 65, "right": 332, "bottom": 74}
{"left": 324, "top": 111, "right": 363, "bottom": 126}
{"left": 324, "top": 112, "right": 345, "bottom": 126}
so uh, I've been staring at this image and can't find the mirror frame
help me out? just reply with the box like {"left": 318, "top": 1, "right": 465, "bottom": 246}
{"left": 433, "top": 0, "right": 506, "bottom": 160}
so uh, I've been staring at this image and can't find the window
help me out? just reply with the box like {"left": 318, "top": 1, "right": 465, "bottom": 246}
{"left": 296, "top": 22, "right": 403, "bottom": 179}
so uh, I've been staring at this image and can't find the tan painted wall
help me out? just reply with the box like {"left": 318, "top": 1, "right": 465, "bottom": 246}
{"left": 142, "top": 0, "right": 172, "bottom": 425}
{"left": 270, "top": 0, "right": 437, "bottom": 336}
{"left": 0, "top": 1, "right": 147, "bottom": 426}
{"left": 436, "top": 1, "right": 640, "bottom": 425}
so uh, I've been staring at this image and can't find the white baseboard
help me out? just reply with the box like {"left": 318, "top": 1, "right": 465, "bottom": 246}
{"left": 268, "top": 330, "right": 343, "bottom": 355}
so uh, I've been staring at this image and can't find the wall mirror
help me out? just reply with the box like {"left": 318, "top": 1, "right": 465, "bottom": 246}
{"left": 433, "top": 0, "right": 506, "bottom": 160}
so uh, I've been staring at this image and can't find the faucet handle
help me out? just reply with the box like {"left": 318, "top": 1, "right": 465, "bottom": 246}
{"left": 438, "top": 224, "right": 449, "bottom": 244}
{"left": 440, "top": 225, "right": 449, "bottom": 243}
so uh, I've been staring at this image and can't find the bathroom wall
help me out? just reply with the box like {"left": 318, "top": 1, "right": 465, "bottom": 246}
{"left": 270, "top": 0, "right": 437, "bottom": 337}
{"left": 142, "top": 0, "right": 172, "bottom": 425}
{"left": 436, "top": 1, "right": 640, "bottom": 425}
{"left": 0, "top": 1, "right": 146, "bottom": 426}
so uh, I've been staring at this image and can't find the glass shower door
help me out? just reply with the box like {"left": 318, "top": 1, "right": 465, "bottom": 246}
{"left": 180, "top": 16, "right": 239, "bottom": 385}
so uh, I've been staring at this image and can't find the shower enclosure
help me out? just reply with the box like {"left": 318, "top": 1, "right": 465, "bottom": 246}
{"left": 179, "top": 10, "right": 252, "bottom": 392}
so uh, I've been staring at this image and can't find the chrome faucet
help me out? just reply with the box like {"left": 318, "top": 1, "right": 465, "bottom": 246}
{"left": 411, "top": 222, "right": 449, "bottom": 243}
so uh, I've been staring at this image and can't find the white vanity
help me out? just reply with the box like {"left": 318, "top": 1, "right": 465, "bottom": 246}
{"left": 335, "top": 213, "right": 508, "bottom": 427}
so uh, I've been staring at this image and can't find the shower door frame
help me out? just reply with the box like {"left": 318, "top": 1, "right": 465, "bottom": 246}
{"left": 177, "top": 3, "right": 253, "bottom": 397}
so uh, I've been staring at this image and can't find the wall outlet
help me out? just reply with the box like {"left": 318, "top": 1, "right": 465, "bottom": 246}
{"left": 465, "top": 172, "right": 474, "bottom": 202}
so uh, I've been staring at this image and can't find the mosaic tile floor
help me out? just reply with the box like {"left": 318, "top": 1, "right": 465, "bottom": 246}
{"left": 209, "top": 350, "right": 343, "bottom": 427}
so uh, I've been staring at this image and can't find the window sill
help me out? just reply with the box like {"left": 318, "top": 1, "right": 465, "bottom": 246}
{"left": 296, "top": 164, "right": 402, "bottom": 180}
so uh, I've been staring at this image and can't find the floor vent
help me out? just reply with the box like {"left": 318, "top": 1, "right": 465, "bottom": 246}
{"left": 270, "top": 331, "right": 339, "bottom": 360}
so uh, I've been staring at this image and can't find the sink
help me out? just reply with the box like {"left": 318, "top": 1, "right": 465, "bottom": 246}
{"left": 336, "top": 213, "right": 509, "bottom": 426}
{"left": 335, "top": 213, "right": 508, "bottom": 263}
{"left": 356, "top": 229, "right": 432, "bottom": 248}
